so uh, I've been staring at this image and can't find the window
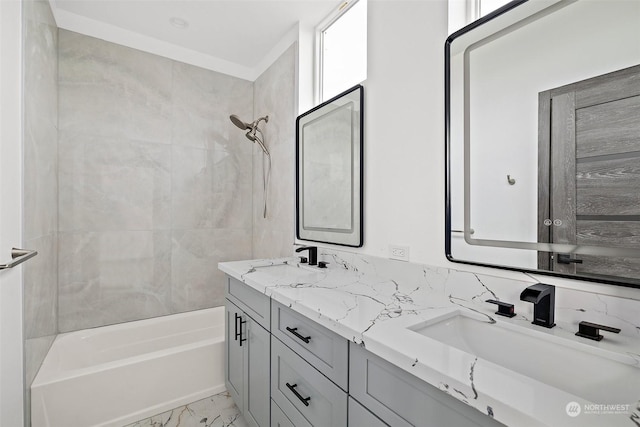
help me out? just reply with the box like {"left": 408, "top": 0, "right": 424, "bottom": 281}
{"left": 318, "top": 0, "right": 367, "bottom": 102}
{"left": 448, "top": 0, "right": 511, "bottom": 34}
{"left": 479, "top": 0, "right": 511, "bottom": 17}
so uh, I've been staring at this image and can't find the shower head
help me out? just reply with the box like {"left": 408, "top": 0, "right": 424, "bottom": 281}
{"left": 229, "top": 114, "right": 270, "bottom": 156}
{"left": 229, "top": 114, "right": 272, "bottom": 219}
{"left": 229, "top": 114, "right": 269, "bottom": 131}
{"left": 230, "top": 114, "right": 251, "bottom": 130}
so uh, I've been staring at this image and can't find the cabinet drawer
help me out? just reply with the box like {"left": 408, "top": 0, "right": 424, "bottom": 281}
{"left": 349, "top": 343, "right": 505, "bottom": 427}
{"left": 271, "top": 337, "right": 347, "bottom": 427}
{"left": 349, "top": 397, "right": 388, "bottom": 426}
{"left": 271, "top": 301, "right": 348, "bottom": 390}
{"left": 225, "top": 275, "right": 270, "bottom": 329}
{"left": 271, "top": 400, "right": 295, "bottom": 427}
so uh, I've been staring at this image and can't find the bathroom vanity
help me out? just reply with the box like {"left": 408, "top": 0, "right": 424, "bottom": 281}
{"left": 220, "top": 252, "right": 640, "bottom": 427}
{"left": 224, "top": 273, "right": 502, "bottom": 427}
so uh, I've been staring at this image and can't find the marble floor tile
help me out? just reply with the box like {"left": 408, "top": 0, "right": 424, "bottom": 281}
{"left": 124, "top": 391, "right": 248, "bottom": 427}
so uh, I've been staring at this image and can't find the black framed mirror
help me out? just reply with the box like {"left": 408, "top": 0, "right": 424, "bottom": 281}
{"left": 296, "top": 85, "right": 363, "bottom": 247}
{"left": 445, "top": 0, "right": 640, "bottom": 288}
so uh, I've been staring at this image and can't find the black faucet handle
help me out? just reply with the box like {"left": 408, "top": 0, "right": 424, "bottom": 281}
{"left": 485, "top": 299, "right": 516, "bottom": 318}
{"left": 575, "top": 321, "right": 621, "bottom": 341}
{"left": 299, "top": 256, "right": 308, "bottom": 264}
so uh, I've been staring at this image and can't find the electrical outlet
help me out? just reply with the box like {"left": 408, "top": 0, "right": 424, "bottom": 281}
{"left": 389, "top": 245, "right": 410, "bottom": 262}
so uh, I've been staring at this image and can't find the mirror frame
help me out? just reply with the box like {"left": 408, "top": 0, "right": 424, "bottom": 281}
{"left": 444, "top": 0, "right": 640, "bottom": 289}
{"left": 296, "top": 84, "right": 364, "bottom": 248}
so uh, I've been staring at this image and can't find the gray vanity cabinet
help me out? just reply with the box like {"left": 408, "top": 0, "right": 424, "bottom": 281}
{"left": 225, "top": 277, "right": 271, "bottom": 427}
{"left": 224, "top": 274, "right": 507, "bottom": 427}
{"left": 271, "top": 401, "right": 295, "bottom": 427}
{"left": 271, "top": 301, "right": 349, "bottom": 390}
{"left": 270, "top": 302, "right": 349, "bottom": 427}
{"left": 349, "top": 397, "right": 389, "bottom": 426}
{"left": 271, "top": 337, "right": 347, "bottom": 426}
{"left": 349, "top": 343, "right": 505, "bottom": 427}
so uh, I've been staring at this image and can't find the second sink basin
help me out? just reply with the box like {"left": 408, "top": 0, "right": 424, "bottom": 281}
{"left": 251, "top": 262, "right": 323, "bottom": 282}
{"left": 408, "top": 310, "right": 640, "bottom": 404}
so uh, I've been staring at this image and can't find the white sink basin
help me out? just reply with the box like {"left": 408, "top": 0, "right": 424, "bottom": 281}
{"left": 408, "top": 310, "right": 640, "bottom": 403}
{"left": 251, "top": 263, "right": 323, "bottom": 281}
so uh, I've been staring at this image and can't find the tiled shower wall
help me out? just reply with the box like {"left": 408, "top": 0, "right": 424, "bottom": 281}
{"left": 23, "top": 0, "right": 58, "bottom": 422}
{"left": 252, "top": 45, "right": 296, "bottom": 258}
{"left": 57, "top": 30, "right": 256, "bottom": 331}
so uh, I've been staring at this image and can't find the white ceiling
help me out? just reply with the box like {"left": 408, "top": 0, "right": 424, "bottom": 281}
{"left": 51, "top": 0, "right": 342, "bottom": 80}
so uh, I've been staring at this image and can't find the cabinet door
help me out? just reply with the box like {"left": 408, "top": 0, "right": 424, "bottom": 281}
{"left": 225, "top": 302, "right": 244, "bottom": 411}
{"left": 349, "top": 397, "right": 388, "bottom": 426}
{"left": 272, "top": 301, "right": 349, "bottom": 390}
{"left": 244, "top": 317, "right": 270, "bottom": 427}
{"left": 271, "top": 400, "right": 295, "bottom": 427}
{"left": 350, "top": 343, "right": 505, "bottom": 427}
{"left": 271, "top": 337, "right": 347, "bottom": 427}
{"left": 226, "top": 276, "right": 271, "bottom": 329}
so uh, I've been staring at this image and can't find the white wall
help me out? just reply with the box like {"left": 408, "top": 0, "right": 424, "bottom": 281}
{"left": 296, "top": 0, "right": 449, "bottom": 265}
{"left": 360, "top": 0, "right": 448, "bottom": 264}
{"left": 294, "top": 0, "right": 640, "bottom": 301}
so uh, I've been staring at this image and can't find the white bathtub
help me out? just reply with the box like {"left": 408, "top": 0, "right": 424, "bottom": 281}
{"left": 31, "top": 307, "right": 225, "bottom": 427}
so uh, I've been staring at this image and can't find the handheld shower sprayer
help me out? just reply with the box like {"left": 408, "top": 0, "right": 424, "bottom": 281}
{"left": 229, "top": 113, "right": 271, "bottom": 218}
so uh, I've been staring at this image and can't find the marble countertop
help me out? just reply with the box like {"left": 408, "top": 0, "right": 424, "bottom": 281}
{"left": 219, "top": 256, "right": 640, "bottom": 427}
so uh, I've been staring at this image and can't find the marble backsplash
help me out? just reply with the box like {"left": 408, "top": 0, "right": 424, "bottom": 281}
{"left": 309, "top": 247, "right": 640, "bottom": 340}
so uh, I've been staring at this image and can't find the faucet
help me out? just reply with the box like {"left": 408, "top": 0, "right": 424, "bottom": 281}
{"left": 295, "top": 246, "right": 317, "bottom": 266}
{"left": 520, "top": 283, "right": 555, "bottom": 328}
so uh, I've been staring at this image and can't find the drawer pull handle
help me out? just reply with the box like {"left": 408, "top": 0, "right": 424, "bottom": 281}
{"left": 286, "top": 382, "right": 310, "bottom": 407}
{"left": 286, "top": 327, "right": 311, "bottom": 344}
{"left": 234, "top": 313, "right": 240, "bottom": 341}
{"left": 235, "top": 313, "right": 247, "bottom": 346}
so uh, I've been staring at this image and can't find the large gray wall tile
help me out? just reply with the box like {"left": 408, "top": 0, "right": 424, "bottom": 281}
{"left": 58, "top": 133, "right": 171, "bottom": 232}
{"left": 23, "top": 2, "right": 58, "bottom": 424}
{"left": 171, "top": 228, "right": 252, "bottom": 312}
{"left": 24, "top": 118, "right": 57, "bottom": 241}
{"left": 24, "top": 0, "right": 58, "bottom": 241}
{"left": 171, "top": 145, "right": 252, "bottom": 230}
{"left": 23, "top": 234, "right": 58, "bottom": 340}
{"left": 58, "top": 30, "right": 173, "bottom": 144}
{"left": 171, "top": 61, "right": 253, "bottom": 150}
{"left": 252, "top": 44, "right": 296, "bottom": 258}
{"left": 58, "top": 31, "right": 254, "bottom": 330}
{"left": 58, "top": 230, "right": 172, "bottom": 332}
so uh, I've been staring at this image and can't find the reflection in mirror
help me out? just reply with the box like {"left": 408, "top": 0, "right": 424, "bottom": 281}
{"left": 296, "top": 85, "right": 363, "bottom": 247}
{"left": 446, "top": 0, "right": 640, "bottom": 287}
